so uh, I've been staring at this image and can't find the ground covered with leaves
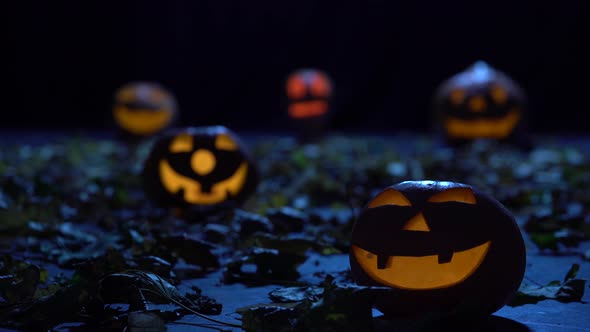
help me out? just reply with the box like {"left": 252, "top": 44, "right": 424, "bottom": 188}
{"left": 0, "top": 133, "right": 589, "bottom": 331}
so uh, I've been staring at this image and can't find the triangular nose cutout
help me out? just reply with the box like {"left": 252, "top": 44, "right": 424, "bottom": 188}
{"left": 402, "top": 213, "right": 430, "bottom": 231}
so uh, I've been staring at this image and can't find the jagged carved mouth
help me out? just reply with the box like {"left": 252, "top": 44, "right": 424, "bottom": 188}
{"left": 352, "top": 241, "right": 491, "bottom": 290}
{"left": 158, "top": 159, "right": 248, "bottom": 205}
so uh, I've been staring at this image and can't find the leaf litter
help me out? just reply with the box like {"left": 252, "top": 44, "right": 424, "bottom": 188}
{"left": 0, "top": 135, "right": 589, "bottom": 330}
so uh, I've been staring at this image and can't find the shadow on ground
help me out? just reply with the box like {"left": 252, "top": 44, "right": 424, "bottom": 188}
{"left": 373, "top": 315, "right": 530, "bottom": 332}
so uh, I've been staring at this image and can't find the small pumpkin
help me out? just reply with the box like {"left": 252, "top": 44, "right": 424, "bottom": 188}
{"left": 142, "top": 126, "right": 258, "bottom": 209}
{"left": 433, "top": 61, "right": 528, "bottom": 146}
{"left": 112, "top": 82, "right": 177, "bottom": 137}
{"left": 350, "top": 180, "right": 525, "bottom": 318}
{"left": 285, "top": 69, "right": 333, "bottom": 141}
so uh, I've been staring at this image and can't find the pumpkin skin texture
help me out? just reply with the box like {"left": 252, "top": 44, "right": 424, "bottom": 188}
{"left": 142, "top": 126, "right": 258, "bottom": 210}
{"left": 112, "top": 82, "right": 177, "bottom": 137}
{"left": 350, "top": 180, "right": 525, "bottom": 318}
{"left": 285, "top": 69, "right": 333, "bottom": 142}
{"left": 433, "top": 61, "right": 529, "bottom": 147}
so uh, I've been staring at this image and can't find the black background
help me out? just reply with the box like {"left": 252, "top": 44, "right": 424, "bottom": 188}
{"left": 5, "top": 0, "right": 590, "bottom": 133}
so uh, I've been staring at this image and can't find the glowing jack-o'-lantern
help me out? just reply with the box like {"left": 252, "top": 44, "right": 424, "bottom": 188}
{"left": 285, "top": 69, "right": 333, "bottom": 140}
{"left": 112, "top": 82, "right": 177, "bottom": 137}
{"left": 433, "top": 61, "right": 528, "bottom": 146}
{"left": 350, "top": 180, "right": 525, "bottom": 317}
{"left": 142, "top": 126, "right": 258, "bottom": 208}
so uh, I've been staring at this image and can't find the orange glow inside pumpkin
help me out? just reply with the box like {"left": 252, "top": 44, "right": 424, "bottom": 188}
{"left": 286, "top": 70, "right": 332, "bottom": 120}
{"left": 215, "top": 134, "right": 238, "bottom": 151}
{"left": 309, "top": 74, "right": 332, "bottom": 96}
{"left": 288, "top": 100, "right": 329, "bottom": 119}
{"left": 286, "top": 77, "right": 307, "bottom": 99}
{"left": 468, "top": 96, "right": 487, "bottom": 113}
{"left": 427, "top": 187, "right": 477, "bottom": 204}
{"left": 449, "top": 89, "right": 466, "bottom": 106}
{"left": 113, "top": 83, "right": 175, "bottom": 136}
{"left": 159, "top": 159, "right": 248, "bottom": 205}
{"left": 113, "top": 107, "right": 174, "bottom": 136}
{"left": 191, "top": 149, "right": 216, "bottom": 175}
{"left": 170, "top": 133, "right": 194, "bottom": 152}
{"left": 490, "top": 85, "right": 508, "bottom": 105}
{"left": 444, "top": 109, "right": 521, "bottom": 139}
{"left": 352, "top": 187, "right": 491, "bottom": 290}
{"left": 157, "top": 133, "right": 248, "bottom": 205}
{"left": 367, "top": 188, "right": 411, "bottom": 208}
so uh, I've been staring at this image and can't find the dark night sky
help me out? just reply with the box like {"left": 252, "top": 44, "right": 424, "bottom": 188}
{"left": 5, "top": 0, "right": 590, "bottom": 133}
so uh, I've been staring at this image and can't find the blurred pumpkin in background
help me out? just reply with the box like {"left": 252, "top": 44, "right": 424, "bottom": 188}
{"left": 350, "top": 180, "right": 525, "bottom": 318}
{"left": 285, "top": 69, "right": 333, "bottom": 141}
{"left": 433, "top": 61, "right": 529, "bottom": 147}
{"left": 142, "top": 126, "right": 258, "bottom": 209}
{"left": 113, "top": 82, "right": 177, "bottom": 137}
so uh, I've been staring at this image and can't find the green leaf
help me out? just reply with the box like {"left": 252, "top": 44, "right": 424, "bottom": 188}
{"left": 529, "top": 233, "right": 558, "bottom": 250}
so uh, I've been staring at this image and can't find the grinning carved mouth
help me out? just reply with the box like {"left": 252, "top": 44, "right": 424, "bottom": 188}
{"left": 159, "top": 159, "right": 248, "bottom": 205}
{"left": 114, "top": 106, "right": 173, "bottom": 135}
{"left": 352, "top": 241, "right": 491, "bottom": 290}
{"left": 444, "top": 109, "right": 520, "bottom": 139}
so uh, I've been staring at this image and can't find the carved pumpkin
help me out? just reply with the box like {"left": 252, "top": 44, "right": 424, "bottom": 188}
{"left": 285, "top": 69, "right": 333, "bottom": 141}
{"left": 433, "top": 61, "right": 528, "bottom": 146}
{"left": 142, "top": 126, "right": 258, "bottom": 209}
{"left": 112, "top": 82, "right": 177, "bottom": 137}
{"left": 350, "top": 180, "right": 525, "bottom": 318}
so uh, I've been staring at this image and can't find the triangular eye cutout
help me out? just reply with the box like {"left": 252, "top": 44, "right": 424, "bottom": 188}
{"left": 170, "top": 133, "right": 193, "bottom": 153}
{"left": 490, "top": 84, "right": 508, "bottom": 105}
{"left": 215, "top": 134, "right": 238, "bottom": 151}
{"left": 310, "top": 74, "right": 331, "bottom": 97}
{"left": 286, "top": 76, "right": 307, "bottom": 99}
{"left": 368, "top": 188, "right": 412, "bottom": 208}
{"left": 116, "top": 86, "right": 136, "bottom": 103}
{"left": 449, "top": 88, "right": 465, "bottom": 106}
{"left": 427, "top": 187, "right": 476, "bottom": 204}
